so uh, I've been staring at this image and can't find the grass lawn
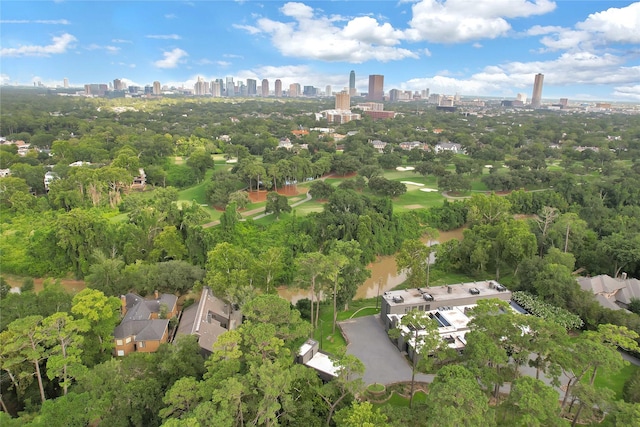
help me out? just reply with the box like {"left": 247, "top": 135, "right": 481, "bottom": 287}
{"left": 591, "top": 362, "right": 638, "bottom": 400}
{"left": 393, "top": 189, "right": 445, "bottom": 211}
{"left": 371, "top": 391, "right": 428, "bottom": 408}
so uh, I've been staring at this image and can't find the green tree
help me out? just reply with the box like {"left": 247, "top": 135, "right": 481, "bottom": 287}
{"left": 389, "top": 309, "right": 441, "bottom": 408}
{"left": 85, "top": 249, "right": 126, "bottom": 296}
{"left": 467, "top": 193, "right": 512, "bottom": 226}
{"left": 503, "top": 376, "right": 563, "bottom": 427}
{"left": 396, "top": 239, "right": 430, "bottom": 289}
{"left": 40, "top": 312, "right": 89, "bottom": 396}
{"left": 264, "top": 191, "right": 291, "bottom": 219}
{"left": 70, "top": 289, "right": 121, "bottom": 366}
{"left": 334, "top": 401, "right": 389, "bottom": 427}
{"left": 1, "top": 315, "right": 48, "bottom": 403}
{"left": 150, "top": 225, "right": 188, "bottom": 261}
{"left": 319, "top": 352, "right": 365, "bottom": 425}
{"left": 295, "top": 252, "right": 334, "bottom": 330}
{"left": 426, "top": 365, "right": 495, "bottom": 427}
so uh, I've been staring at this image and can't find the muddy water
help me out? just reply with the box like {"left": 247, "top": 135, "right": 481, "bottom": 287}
{"left": 277, "top": 227, "right": 466, "bottom": 304}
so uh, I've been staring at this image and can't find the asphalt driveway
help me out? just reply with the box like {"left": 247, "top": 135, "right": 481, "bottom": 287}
{"left": 339, "top": 314, "right": 435, "bottom": 385}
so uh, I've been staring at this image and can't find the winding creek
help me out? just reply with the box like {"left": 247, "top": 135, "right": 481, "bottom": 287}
{"left": 277, "top": 227, "right": 466, "bottom": 304}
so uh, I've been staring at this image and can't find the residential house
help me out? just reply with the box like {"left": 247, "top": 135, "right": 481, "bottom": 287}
{"left": 577, "top": 274, "right": 640, "bottom": 311}
{"left": 399, "top": 141, "right": 430, "bottom": 151}
{"left": 0, "top": 169, "right": 11, "bottom": 178}
{"left": 113, "top": 291, "right": 178, "bottom": 356}
{"left": 44, "top": 171, "right": 60, "bottom": 191}
{"left": 278, "top": 138, "right": 293, "bottom": 150}
{"left": 369, "top": 139, "right": 388, "bottom": 153}
{"left": 434, "top": 142, "right": 463, "bottom": 154}
{"left": 297, "top": 339, "right": 340, "bottom": 382}
{"left": 175, "top": 286, "right": 242, "bottom": 356}
{"left": 382, "top": 282, "right": 517, "bottom": 360}
{"left": 131, "top": 168, "right": 146, "bottom": 189}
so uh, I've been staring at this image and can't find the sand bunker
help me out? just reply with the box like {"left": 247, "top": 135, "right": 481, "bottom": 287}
{"left": 395, "top": 166, "right": 416, "bottom": 171}
{"left": 484, "top": 165, "right": 493, "bottom": 168}
{"left": 226, "top": 158, "right": 238, "bottom": 164}
{"left": 420, "top": 188, "right": 439, "bottom": 192}
{"left": 401, "top": 181, "right": 424, "bottom": 186}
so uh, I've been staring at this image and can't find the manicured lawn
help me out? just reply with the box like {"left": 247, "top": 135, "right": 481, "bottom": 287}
{"left": 178, "top": 169, "right": 213, "bottom": 204}
{"left": 592, "top": 362, "right": 638, "bottom": 400}
{"left": 371, "top": 391, "right": 428, "bottom": 408}
{"left": 393, "top": 189, "right": 445, "bottom": 211}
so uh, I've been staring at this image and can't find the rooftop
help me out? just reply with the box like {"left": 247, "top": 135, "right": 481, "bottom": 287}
{"left": 382, "top": 281, "right": 509, "bottom": 307}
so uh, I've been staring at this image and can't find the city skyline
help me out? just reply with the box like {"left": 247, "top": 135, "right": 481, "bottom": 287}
{"left": 1, "top": 1, "right": 639, "bottom": 101}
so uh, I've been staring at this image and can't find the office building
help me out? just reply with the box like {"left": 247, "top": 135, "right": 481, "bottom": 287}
{"left": 325, "top": 85, "right": 332, "bottom": 96}
{"left": 194, "top": 77, "right": 208, "bottom": 96}
{"left": 261, "top": 79, "right": 269, "bottom": 97}
{"left": 246, "top": 79, "right": 257, "bottom": 96}
{"left": 349, "top": 70, "right": 356, "bottom": 96}
{"left": 289, "top": 83, "right": 300, "bottom": 97}
{"left": 274, "top": 79, "right": 282, "bottom": 97}
{"left": 368, "top": 74, "right": 384, "bottom": 101}
{"left": 226, "top": 77, "right": 235, "bottom": 97}
{"left": 531, "top": 73, "right": 544, "bottom": 108}
{"left": 559, "top": 98, "right": 568, "bottom": 107}
{"left": 211, "top": 81, "right": 221, "bottom": 97}
{"left": 303, "top": 85, "right": 317, "bottom": 97}
{"left": 63, "top": 78, "right": 69, "bottom": 88}
{"left": 335, "top": 91, "right": 350, "bottom": 110}
{"left": 84, "top": 84, "right": 108, "bottom": 96}
{"left": 113, "top": 79, "right": 124, "bottom": 91}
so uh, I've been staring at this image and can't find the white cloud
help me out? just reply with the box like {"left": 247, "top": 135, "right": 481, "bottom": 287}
{"left": 236, "top": 2, "right": 418, "bottom": 63}
{"left": 153, "top": 48, "right": 188, "bottom": 68}
{"left": 399, "top": 50, "right": 640, "bottom": 98}
{"left": 146, "top": 34, "right": 182, "bottom": 40}
{"left": 613, "top": 84, "right": 640, "bottom": 100}
{"left": 195, "top": 58, "right": 214, "bottom": 65}
{"left": 423, "top": 48, "right": 432, "bottom": 57}
{"left": 1, "top": 74, "right": 11, "bottom": 85}
{"left": 223, "top": 54, "right": 244, "bottom": 59}
{"left": 112, "top": 39, "right": 133, "bottom": 44}
{"left": 165, "top": 14, "right": 178, "bottom": 19}
{"left": 0, "top": 33, "right": 76, "bottom": 57}
{"left": 86, "top": 44, "right": 120, "bottom": 54}
{"left": 0, "top": 19, "right": 70, "bottom": 25}
{"left": 405, "top": 0, "right": 556, "bottom": 43}
{"left": 216, "top": 61, "right": 231, "bottom": 67}
{"left": 526, "top": 25, "right": 565, "bottom": 36}
{"left": 472, "top": 43, "right": 483, "bottom": 48}
{"left": 576, "top": 2, "right": 640, "bottom": 44}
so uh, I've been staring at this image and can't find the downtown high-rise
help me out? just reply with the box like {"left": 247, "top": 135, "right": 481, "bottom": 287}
{"left": 531, "top": 73, "right": 544, "bottom": 108}
{"left": 349, "top": 70, "right": 356, "bottom": 96}
{"left": 368, "top": 74, "right": 384, "bottom": 101}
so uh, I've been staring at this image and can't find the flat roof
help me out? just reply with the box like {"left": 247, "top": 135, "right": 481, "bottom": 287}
{"left": 305, "top": 352, "right": 340, "bottom": 377}
{"left": 382, "top": 281, "right": 510, "bottom": 306}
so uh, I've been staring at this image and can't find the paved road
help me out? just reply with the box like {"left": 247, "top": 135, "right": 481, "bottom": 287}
{"left": 339, "top": 314, "right": 435, "bottom": 385}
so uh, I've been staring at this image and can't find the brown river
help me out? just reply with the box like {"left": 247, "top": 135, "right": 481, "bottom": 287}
{"left": 277, "top": 227, "right": 466, "bottom": 304}
{"left": 11, "top": 228, "right": 466, "bottom": 303}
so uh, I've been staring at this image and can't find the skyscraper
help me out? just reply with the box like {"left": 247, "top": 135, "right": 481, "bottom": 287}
{"left": 368, "top": 75, "right": 384, "bottom": 101}
{"left": 289, "top": 83, "right": 300, "bottom": 97}
{"left": 153, "top": 81, "right": 161, "bottom": 95}
{"left": 335, "top": 91, "right": 350, "bottom": 110}
{"left": 113, "top": 78, "right": 124, "bottom": 91}
{"left": 531, "top": 73, "right": 544, "bottom": 108}
{"left": 63, "top": 78, "right": 69, "bottom": 88}
{"left": 349, "top": 70, "right": 356, "bottom": 96}
{"left": 246, "top": 79, "right": 257, "bottom": 96}
{"left": 261, "top": 79, "right": 269, "bottom": 97}
{"left": 212, "top": 81, "right": 221, "bottom": 97}
{"left": 274, "top": 79, "right": 282, "bottom": 97}
{"left": 325, "top": 85, "right": 332, "bottom": 96}
{"left": 226, "top": 77, "right": 235, "bottom": 97}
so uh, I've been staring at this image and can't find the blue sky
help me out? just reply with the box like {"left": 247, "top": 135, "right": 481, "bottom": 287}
{"left": 1, "top": 1, "right": 639, "bottom": 101}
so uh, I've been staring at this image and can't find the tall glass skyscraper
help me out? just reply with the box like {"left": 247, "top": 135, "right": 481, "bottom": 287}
{"left": 531, "top": 73, "right": 544, "bottom": 108}
{"left": 349, "top": 70, "right": 356, "bottom": 92}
